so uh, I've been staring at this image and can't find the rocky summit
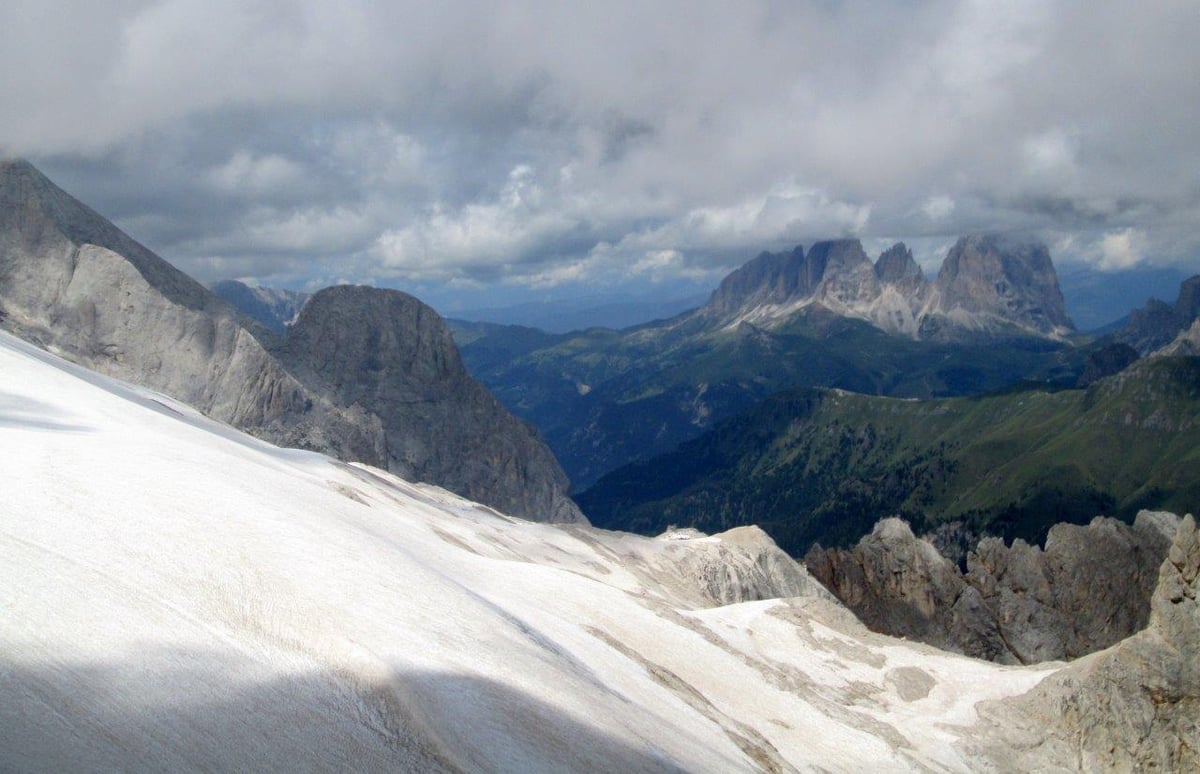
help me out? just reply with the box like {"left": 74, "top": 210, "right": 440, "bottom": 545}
{"left": 280, "top": 285, "right": 583, "bottom": 524}
{"left": 1117, "top": 273, "right": 1200, "bottom": 354}
{"left": 0, "top": 159, "right": 581, "bottom": 524}
{"left": 696, "top": 233, "right": 1074, "bottom": 341}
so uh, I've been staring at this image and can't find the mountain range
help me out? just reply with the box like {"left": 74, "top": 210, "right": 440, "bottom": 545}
{"left": 3, "top": 326, "right": 1197, "bottom": 770}
{"left": 700, "top": 235, "right": 1074, "bottom": 340}
{"left": 451, "top": 236, "right": 1090, "bottom": 489}
{"left": 4, "top": 158, "right": 1199, "bottom": 769}
{"left": 0, "top": 158, "right": 580, "bottom": 524}
{"left": 1113, "top": 274, "right": 1200, "bottom": 353}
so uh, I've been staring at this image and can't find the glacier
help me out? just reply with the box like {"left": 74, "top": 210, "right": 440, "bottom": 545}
{"left": 0, "top": 328, "right": 1068, "bottom": 771}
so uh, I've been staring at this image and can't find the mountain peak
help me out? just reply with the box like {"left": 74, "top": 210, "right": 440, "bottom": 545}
{"left": 1175, "top": 275, "right": 1200, "bottom": 320}
{"left": 1, "top": 162, "right": 583, "bottom": 525}
{"left": 698, "top": 234, "right": 1071, "bottom": 341}
{"left": 701, "top": 239, "right": 880, "bottom": 324}
{"left": 927, "top": 233, "right": 1074, "bottom": 338}
{"left": 703, "top": 245, "right": 808, "bottom": 318}
{"left": 282, "top": 284, "right": 586, "bottom": 524}
{"left": 0, "top": 158, "right": 215, "bottom": 317}
{"left": 874, "top": 243, "right": 923, "bottom": 285}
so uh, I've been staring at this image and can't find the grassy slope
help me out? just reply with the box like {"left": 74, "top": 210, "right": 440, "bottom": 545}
{"left": 578, "top": 356, "right": 1200, "bottom": 556}
{"left": 454, "top": 310, "right": 1086, "bottom": 489}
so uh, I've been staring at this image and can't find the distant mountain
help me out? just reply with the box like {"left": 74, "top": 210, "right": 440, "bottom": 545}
{"left": 210, "top": 279, "right": 308, "bottom": 335}
{"left": 0, "top": 159, "right": 581, "bottom": 523}
{"left": 454, "top": 236, "right": 1087, "bottom": 489}
{"left": 699, "top": 234, "right": 1073, "bottom": 341}
{"left": 1160, "top": 318, "right": 1200, "bottom": 356}
{"left": 451, "top": 291, "right": 711, "bottom": 333}
{"left": 1057, "top": 262, "right": 1191, "bottom": 331}
{"left": 1113, "top": 274, "right": 1200, "bottom": 353}
{"left": 577, "top": 355, "right": 1200, "bottom": 555}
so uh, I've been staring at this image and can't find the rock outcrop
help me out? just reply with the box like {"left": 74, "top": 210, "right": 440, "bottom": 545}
{"left": 805, "top": 513, "right": 1180, "bottom": 664}
{"left": 974, "top": 515, "right": 1200, "bottom": 770}
{"left": 0, "top": 158, "right": 386, "bottom": 467}
{"left": 922, "top": 233, "right": 1074, "bottom": 340}
{"left": 1116, "top": 274, "right": 1200, "bottom": 354}
{"left": 1157, "top": 317, "right": 1200, "bottom": 357}
{"left": 653, "top": 526, "right": 834, "bottom": 607}
{"left": 0, "top": 159, "right": 581, "bottom": 524}
{"left": 280, "top": 285, "right": 584, "bottom": 523}
{"left": 697, "top": 234, "right": 1073, "bottom": 341}
{"left": 702, "top": 245, "right": 811, "bottom": 320}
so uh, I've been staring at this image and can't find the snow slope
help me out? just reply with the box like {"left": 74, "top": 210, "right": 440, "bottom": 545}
{"left": 0, "top": 330, "right": 1059, "bottom": 771}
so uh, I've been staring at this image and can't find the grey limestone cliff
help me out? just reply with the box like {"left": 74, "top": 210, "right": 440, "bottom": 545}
{"left": 805, "top": 513, "right": 1180, "bottom": 664}
{"left": 697, "top": 234, "right": 1072, "bottom": 341}
{"left": 0, "top": 159, "right": 581, "bottom": 524}
{"left": 0, "top": 158, "right": 386, "bottom": 467}
{"left": 1158, "top": 317, "right": 1200, "bottom": 356}
{"left": 280, "top": 285, "right": 584, "bottom": 524}
{"left": 923, "top": 233, "right": 1074, "bottom": 339}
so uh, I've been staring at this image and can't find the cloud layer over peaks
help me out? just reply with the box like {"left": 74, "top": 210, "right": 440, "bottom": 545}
{"left": 4, "top": 0, "right": 1198, "bottom": 299}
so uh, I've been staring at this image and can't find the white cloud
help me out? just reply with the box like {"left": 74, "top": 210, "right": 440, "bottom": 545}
{"left": 922, "top": 196, "right": 956, "bottom": 221}
{"left": 1096, "top": 228, "right": 1147, "bottom": 271}
{"left": 4, "top": 0, "right": 1199, "bottom": 293}
{"left": 205, "top": 152, "right": 307, "bottom": 196}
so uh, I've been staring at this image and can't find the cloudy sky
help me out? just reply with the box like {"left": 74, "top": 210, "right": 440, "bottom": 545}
{"left": 3, "top": 0, "right": 1198, "bottom": 314}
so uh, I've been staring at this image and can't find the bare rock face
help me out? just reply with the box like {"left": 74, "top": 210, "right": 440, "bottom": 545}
{"left": 0, "top": 158, "right": 385, "bottom": 466}
{"left": 1157, "top": 317, "right": 1200, "bottom": 357}
{"left": 805, "top": 513, "right": 1179, "bottom": 664}
{"left": 966, "top": 513, "right": 1178, "bottom": 663}
{"left": 280, "top": 285, "right": 585, "bottom": 524}
{"left": 874, "top": 242, "right": 928, "bottom": 297}
{"left": 973, "top": 515, "right": 1200, "bottom": 771}
{"left": 701, "top": 245, "right": 811, "bottom": 320}
{"left": 1116, "top": 274, "right": 1200, "bottom": 354}
{"left": 924, "top": 234, "right": 1074, "bottom": 339}
{"left": 698, "top": 234, "right": 1072, "bottom": 342}
{"left": 0, "top": 159, "right": 582, "bottom": 524}
{"left": 804, "top": 519, "right": 998, "bottom": 656}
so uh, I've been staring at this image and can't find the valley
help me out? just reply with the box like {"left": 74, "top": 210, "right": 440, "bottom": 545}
{"left": 2, "top": 159, "right": 1197, "bottom": 770}
{"left": 578, "top": 355, "right": 1200, "bottom": 555}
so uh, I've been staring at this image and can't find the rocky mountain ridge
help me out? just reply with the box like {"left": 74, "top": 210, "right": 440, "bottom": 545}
{"left": 1115, "top": 273, "right": 1200, "bottom": 354}
{"left": 699, "top": 233, "right": 1074, "bottom": 341}
{"left": 0, "top": 158, "right": 581, "bottom": 523}
{"left": 805, "top": 513, "right": 1181, "bottom": 664}
{"left": 973, "top": 513, "right": 1200, "bottom": 770}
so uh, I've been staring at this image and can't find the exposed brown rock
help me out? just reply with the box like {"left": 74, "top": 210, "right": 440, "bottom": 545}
{"left": 973, "top": 515, "right": 1200, "bottom": 770}
{"left": 805, "top": 512, "right": 1180, "bottom": 664}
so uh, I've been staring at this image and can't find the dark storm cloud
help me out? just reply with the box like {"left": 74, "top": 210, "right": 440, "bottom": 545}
{"left": 3, "top": 0, "right": 1198, "bottom": 294}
